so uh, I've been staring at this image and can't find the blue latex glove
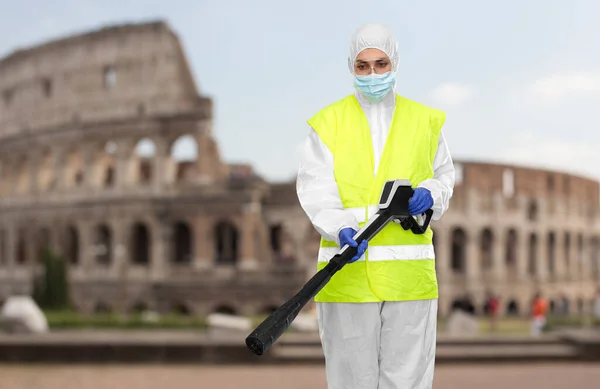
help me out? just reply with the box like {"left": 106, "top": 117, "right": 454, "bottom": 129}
{"left": 408, "top": 187, "right": 433, "bottom": 216}
{"left": 339, "top": 227, "right": 368, "bottom": 263}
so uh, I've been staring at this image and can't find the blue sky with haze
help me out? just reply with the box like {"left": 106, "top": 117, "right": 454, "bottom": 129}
{"left": 1, "top": 0, "right": 599, "bottom": 182}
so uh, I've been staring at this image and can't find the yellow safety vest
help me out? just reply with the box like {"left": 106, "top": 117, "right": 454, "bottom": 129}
{"left": 307, "top": 93, "right": 445, "bottom": 303}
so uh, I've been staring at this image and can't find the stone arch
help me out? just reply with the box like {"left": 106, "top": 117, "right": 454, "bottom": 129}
{"left": 0, "top": 159, "right": 7, "bottom": 194}
{"left": 576, "top": 297, "right": 584, "bottom": 314}
{"left": 134, "top": 137, "right": 156, "bottom": 185}
{"left": 269, "top": 223, "right": 295, "bottom": 263}
{"left": 88, "top": 140, "right": 117, "bottom": 188}
{"left": 564, "top": 232, "right": 571, "bottom": 276}
{"left": 16, "top": 229, "right": 26, "bottom": 265}
{"left": 505, "top": 229, "right": 517, "bottom": 270}
{"left": 506, "top": 299, "right": 519, "bottom": 316}
{"left": 450, "top": 299, "right": 462, "bottom": 312}
{"left": 41, "top": 77, "right": 51, "bottom": 98}
{"left": 37, "top": 147, "right": 54, "bottom": 192}
{"left": 170, "top": 135, "right": 198, "bottom": 183}
{"left": 0, "top": 160, "right": 4, "bottom": 195}
{"left": 213, "top": 304, "right": 237, "bottom": 315}
{"left": 172, "top": 221, "right": 193, "bottom": 264}
{"left": 15, "top": 156, "right": 30, "bottom": 195}
{"left": 479, "top": 228, "right": 493, "bottom": 270}
{"left": 451, "top": 227, "right": 467, "bottom": 273}
{"left": 450, "top": 296, "right": 475, "bottom": 314}
{"left": 63, "top": 225, "right": 79, "bottom": 265}
{"left": 131, "top": 222, "right": 150, "bottom": 265}
{"left": 577, "top": 234, "right": 584, "bottom": 276}
{"left": 130, "top": 301, "right": 149, "bottom": 314}
{"left": 214, "top": 220, "right": 239, "bottom": 265}
{"left": 527, "top": 200, "right": 539, "bottom": 222}
{"left": 103, "top": 66, "right": 116, "bottom": 88}
{"left": 92, "top": 224, "right": 112, "bottom": 265}
{"left": 7, "top": 156, "right": 29, "bottom": 194}
{"left": 63, "top": 149, "right": 84, "bottom": 189}
{"left": 172, "top": 302, "right": 192, "bottom": 315}
{"left": 556, "top": 294, "right": 570, "bottom": 315}
{"left": 170, "top": 135, "right": 198, "bottom": 161}
{"left": 0, "top": 229, "right": 5, "bottom": 265}
{"left": 528, "top": 233, "right": 537, "bottom": 277}
{"left": 590, "top": 236, "right": 600, "bottom": 278}
{"left": 102, "top": 140, "right": 118, "bottom": 187}
{"left": 270, "top": 224, "right": 283, "bottom": 253}
{"left": 547, "top": 232, "right": 556, "bottom": 276}
{"left": 3, "top": 159, "right": 17, "bottom": 195}
{"left": 37, "top": 227, "right": 51, "bottom": 263}
{"left": 94, "top": 301, "right": 112, "bottom": 313}
{"left": 549, "top": 299, "right": 556, "bottom": 314}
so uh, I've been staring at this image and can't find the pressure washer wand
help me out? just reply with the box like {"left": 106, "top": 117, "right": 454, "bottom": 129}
{"left": 245, "top": 179, "right": 433, "bottom": 356}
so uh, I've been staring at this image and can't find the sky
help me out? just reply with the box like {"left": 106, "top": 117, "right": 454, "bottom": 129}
{"left": 1, "top": 0, "right": 599, "bottom": 183}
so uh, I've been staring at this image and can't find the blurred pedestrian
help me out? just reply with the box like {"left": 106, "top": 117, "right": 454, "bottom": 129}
{"left": 531, "top": 292, "right": 548, "bottom": 336}
{"left": 486, "top": 292, "right": 500, "bottom": 332}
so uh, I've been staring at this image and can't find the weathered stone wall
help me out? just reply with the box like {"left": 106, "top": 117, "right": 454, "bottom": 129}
{"left": 0, "top": 21, "right": 203, "bottom": 137}
{"left": 0, "top": 21, "right": 598, "bottom": 320}
{"left": 432, "top": 161, "right": 600, "bottom": 317}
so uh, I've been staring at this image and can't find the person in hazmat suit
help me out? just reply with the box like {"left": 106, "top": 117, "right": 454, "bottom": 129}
{"left": 296, "top": 23, "right": 455, "bottom": 389}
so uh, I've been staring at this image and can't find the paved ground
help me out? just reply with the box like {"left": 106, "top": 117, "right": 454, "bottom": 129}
{"left": 0, "top": 363, "right": 598, "bottom": 389}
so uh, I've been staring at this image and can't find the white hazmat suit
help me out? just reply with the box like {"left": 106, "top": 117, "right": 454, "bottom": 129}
{"left": 296, "top": 24, "right": 455, "bottom": 389}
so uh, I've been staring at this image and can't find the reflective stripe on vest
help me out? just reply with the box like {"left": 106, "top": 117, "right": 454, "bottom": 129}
{"left": 317, "top": 244, "right": 435, "bottom": 262}
{"left": 307, "top": 93, "right": 445, "bottom": 303}
{"left": 317, "top": 205, "right": 434, "bottom": 262}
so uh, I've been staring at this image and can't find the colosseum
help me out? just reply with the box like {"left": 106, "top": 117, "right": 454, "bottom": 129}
{"left": 0, "top": 20, "right": 599, "bottom": 319}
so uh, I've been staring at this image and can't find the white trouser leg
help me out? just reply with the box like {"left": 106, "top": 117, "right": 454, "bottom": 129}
{"left": 316, "top": 302, "right": 381, "bottom": 389}
{"left": 378, "top": 298, "right": 438, "bottom": 389}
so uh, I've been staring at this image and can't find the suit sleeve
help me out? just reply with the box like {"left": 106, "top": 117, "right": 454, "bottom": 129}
{"left": 417, "top": 130, "right": 455, "bottom": 221}
{"left": 296, "top": 127, "right": 360, "bottom": 244}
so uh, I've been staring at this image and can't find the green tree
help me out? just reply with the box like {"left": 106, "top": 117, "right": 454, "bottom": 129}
{"left": 33, "top": 248, "right": 71, "bottom": 310}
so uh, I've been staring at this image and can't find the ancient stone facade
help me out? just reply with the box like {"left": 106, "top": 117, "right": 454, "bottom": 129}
{"left": 433, "top": 162, "right": 600, "bottom": 317}
{"left": 0, "top": 21, "right": 599, "bottom": 319}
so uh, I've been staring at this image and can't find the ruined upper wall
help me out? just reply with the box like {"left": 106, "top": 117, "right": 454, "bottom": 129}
{"left": 0, "top": 20, "right": 208, "bottom": 140}
{"left": 455, "top": 160, "right": 599, "bottom": 205}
